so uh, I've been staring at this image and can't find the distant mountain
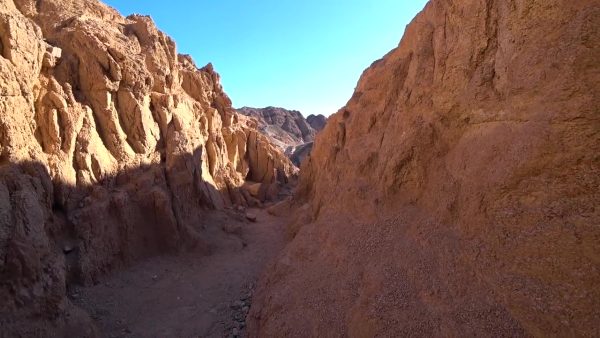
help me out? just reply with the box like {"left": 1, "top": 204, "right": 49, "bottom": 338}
{"left": 306, "top": 114, "right": 327, "bottom": 131}
{"left": 236, "top": 107, "right": 327, "bottom": 166}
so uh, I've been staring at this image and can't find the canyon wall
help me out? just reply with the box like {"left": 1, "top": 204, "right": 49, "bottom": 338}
{"left": 237, "top": 106, "right": 319, "bottom": 151}
{"left": 249, "top": 0, "right": 599, "bottom": 336}
{"left": 0, "top": 0, "right": 294, "bottom": 335}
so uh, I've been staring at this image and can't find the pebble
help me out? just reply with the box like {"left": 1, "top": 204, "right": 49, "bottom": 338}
{"left": 232, "top": 328, "right": 239, "bottom": 336}
{"left": 245, "top": 212, "right": 257, "bottom": 222}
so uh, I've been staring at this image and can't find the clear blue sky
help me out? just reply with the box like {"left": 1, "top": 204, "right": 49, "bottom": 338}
{"left": 103, "top": 0, "right": 429, "bottom": 116}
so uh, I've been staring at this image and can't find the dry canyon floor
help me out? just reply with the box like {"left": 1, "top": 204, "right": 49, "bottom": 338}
{"left": 70, "top": 208, "right": 285, "bottom": 338}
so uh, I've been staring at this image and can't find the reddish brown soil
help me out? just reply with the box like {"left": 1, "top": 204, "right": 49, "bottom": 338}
{"left": 70, "top": 208, "right": 285, "bottom": 337}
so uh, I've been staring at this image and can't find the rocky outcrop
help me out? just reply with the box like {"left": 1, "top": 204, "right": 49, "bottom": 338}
{"left": 0, "top": 0, "right": 294, "bottom": 335}
{"left": 249, "top": 0, "right": 599, "bottom": 336}
{"left": 306, "top": 114, "right": 327, "bottom": 132}
{"left": 286, "top": 142, "right": 314, "bottom": 167}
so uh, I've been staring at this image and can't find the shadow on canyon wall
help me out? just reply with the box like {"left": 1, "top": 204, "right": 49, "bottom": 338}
{"left": 0, "top": 148, "right": 288, "bottom": 336}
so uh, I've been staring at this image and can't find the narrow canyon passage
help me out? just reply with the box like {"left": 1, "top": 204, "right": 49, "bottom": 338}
{"left": 70, "top": 208, "right": 286, "bottom": 338}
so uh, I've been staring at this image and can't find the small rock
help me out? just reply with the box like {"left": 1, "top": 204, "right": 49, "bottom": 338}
{"left": 63, "top": 244, "right": 75, "bottom": 254}
{"left": 45, "top": 44, "right": 62, "bottom": 58}
{"left": 152, "top": 275, "right": 158, "bottom": 281}
{"left": 222, "top": 223, "right": 242, "bottom": 235}
{"left": 242, "top": 306, "right": 249, "bottom": 313}
{"left": 245, "top": 212, "right": 257, "bottom": 222}
{"left": 232, "top": 328, "right": 239, "bottom": 336}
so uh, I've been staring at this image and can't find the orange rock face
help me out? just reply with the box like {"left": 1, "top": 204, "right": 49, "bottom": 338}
{"left": 0, "top": 0, "right": 294, "bottom": 335}
{"left": 249, "top": 0, "right": 599, "bottom": 336}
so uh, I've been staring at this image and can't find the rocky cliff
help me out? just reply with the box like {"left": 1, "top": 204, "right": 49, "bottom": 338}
{"left": 0, "top": 0, "right": 295, "bottom": 335}
{"left": 249, "top": 0, "right": 599, "bottom": 336}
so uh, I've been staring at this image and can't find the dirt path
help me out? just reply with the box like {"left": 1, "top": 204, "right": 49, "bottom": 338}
{"left": 71, "top": 208, "right": 285, "bottom": 338}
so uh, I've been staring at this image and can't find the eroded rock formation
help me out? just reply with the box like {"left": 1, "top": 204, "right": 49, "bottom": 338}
{"left": 249, "top": 0, "right": 599, "bottom": 336}
{"left": 0, "top": 0, "right": 294, "bottom": 335}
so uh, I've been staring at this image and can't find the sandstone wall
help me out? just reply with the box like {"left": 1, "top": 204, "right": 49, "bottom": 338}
{"left": 0, "top": 0, "right": 295, "bottom": 335}
{"left": 249, "top": 0, "right": 599, "bottom": 336}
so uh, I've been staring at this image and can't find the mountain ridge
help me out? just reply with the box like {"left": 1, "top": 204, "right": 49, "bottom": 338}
{"left": 236, "top": 106, "right": 327, "bottom": 166}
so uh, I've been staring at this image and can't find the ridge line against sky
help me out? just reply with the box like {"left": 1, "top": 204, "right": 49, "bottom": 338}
{"left": 103, "top": 0, "right": 429, "bottom": 116}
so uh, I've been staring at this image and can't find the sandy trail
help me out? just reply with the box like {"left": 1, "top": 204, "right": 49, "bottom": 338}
{"left": 71, "top": 208, "right": 285, "bottom": 338}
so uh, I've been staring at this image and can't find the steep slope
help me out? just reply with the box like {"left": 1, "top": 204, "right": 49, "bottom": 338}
{"left": 249, "top": 0, "right": 599, "bottom": 336}
{"left": 0, "top": 0, "right": 294, "bottom": 335}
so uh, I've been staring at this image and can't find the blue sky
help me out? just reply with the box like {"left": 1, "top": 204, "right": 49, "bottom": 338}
{"left": 103, "top": 0, "right": 429, "bottom": 116}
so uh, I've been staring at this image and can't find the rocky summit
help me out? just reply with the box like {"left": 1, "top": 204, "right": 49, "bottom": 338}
{"left": 306, "top": 114, "right": 327, "bottom": 132}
